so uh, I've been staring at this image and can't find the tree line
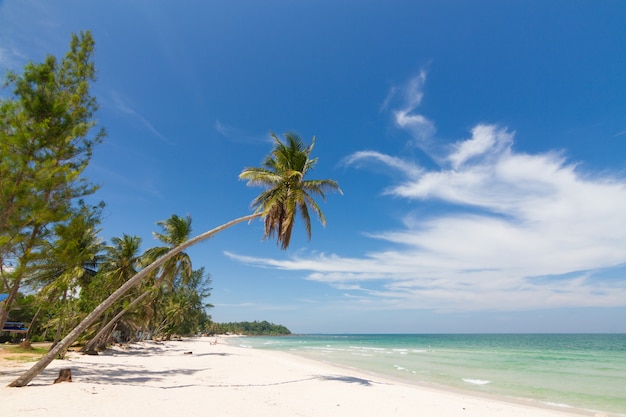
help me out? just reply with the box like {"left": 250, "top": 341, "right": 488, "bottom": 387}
{"left": 1, "top": 31, "right": 341, "bottom": 387}
{"left": 208, "top": 320, "right": 291, "bottom": 336}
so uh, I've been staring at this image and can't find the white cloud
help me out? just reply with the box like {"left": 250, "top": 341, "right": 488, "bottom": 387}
{"left": 383, "top": 70, "right": 436, "bottom": 144}
{"left": 109, "top": 91, "right": 172, "bottom": 145}
{"left": 227, "top": 74, "right": 626, "bottom": 314}
{"left": 404, "top": 70, "right": 427, "bottom": 108}
{"left": 448, "top": 125, "right": 513, "bottom": 169}
{"left": 343, "top": 151, "right": 423, "bottom": 179}
{"left": 394, "top": 110, "right": 436, "bottom": 142}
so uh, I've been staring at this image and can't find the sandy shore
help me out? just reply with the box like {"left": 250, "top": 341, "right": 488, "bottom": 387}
{"left": 0, "top": 337, "right": 609, "bottom": 417}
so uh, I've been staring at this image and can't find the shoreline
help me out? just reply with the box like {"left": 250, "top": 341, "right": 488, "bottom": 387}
{"left": 0, "top": 336, "right": 617, "bottom": 417}
{"left": 223, "top": 336, "right": 612, "bottom": 417}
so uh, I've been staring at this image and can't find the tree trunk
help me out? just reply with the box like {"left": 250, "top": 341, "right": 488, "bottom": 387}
{"left": 0, "top": 275, "right": 22, "bottom": 331}
{"left": 24, "top": 306, "right": 42, "bottom": 342}
{"left": 53, "top": 368, "right": 72, "bottom": 383}
{"left": 82, "top": 288, "right": 153, "bottom": 353}
{"left": 8, "top": 212, "right": 261, "bottom": 387}
{"left": 91, "top": 322, "right": 118, "bottom": 352}
{"left": 0, "top": 215, "right": 44, "bottom": 332}
{"left": 79, "top": 312, "right": 110, "bottom": 353}
{"left": 51, "top": 289, "right": 68, "bottom": 352}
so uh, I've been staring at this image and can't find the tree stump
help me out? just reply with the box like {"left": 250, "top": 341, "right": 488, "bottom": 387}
{"left": 53, "top": 368, "right": 72, "bottom": 384}
{"left": 18, "top": 340, "right": 33, "bottom": 350}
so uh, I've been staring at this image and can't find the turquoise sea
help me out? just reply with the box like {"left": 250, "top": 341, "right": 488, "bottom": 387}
{"left": 229, "top": 334, "right": 626, "bottom": 416}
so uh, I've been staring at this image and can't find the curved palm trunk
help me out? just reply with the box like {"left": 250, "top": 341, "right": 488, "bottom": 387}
{"left": 9, "top": 212, "right": 261, "bottom": 387}
{"left": 82, "top": 287, "right": 154, "bottom": 353}
{"left": 50, "top": 289, "right": 68, "bottom": 352}
{"left": 82, "top": 311, "right": 112, "bottom": 351}
{"left": 24, "top": 306, "right": 42, "bottom": 342}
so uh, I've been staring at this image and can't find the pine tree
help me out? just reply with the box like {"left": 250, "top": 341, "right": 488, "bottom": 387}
{"left": 0, "top": 31, "right": 104, "bottom": 331}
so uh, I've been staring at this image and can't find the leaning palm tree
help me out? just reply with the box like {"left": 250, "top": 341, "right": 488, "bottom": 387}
{"left": 82, "top": 215, "right": 193, "bottom": 352}
{"left": 78, "top": 234, "right": 144, "bottom": 352}
{"left": 9, "top": 132, "right": 341, "bottom": 387}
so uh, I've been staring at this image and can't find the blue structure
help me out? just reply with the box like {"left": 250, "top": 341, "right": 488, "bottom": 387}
{"left": 1, "top": 294, "right": 29, "bottom": 333}
{"left": 2, "top": 322, "right": 28, "bottom": 333}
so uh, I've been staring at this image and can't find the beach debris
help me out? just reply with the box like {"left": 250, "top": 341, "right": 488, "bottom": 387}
{"left": 184, "top": 351, "right": 193, "bottom": 355}
{"left": 53, "top": 368, "right": 72, "bottom": 384}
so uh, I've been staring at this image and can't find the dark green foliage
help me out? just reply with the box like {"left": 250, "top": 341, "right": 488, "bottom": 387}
{"left": 209, "top": 320, "right": 291, "bottom": 336}
{"left": 155, "top": 267, "right": 213, "bottom": 338}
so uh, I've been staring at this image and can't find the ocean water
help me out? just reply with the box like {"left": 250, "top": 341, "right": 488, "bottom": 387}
{"left": 229, "top": 334, "right": 626, "bottom": 416}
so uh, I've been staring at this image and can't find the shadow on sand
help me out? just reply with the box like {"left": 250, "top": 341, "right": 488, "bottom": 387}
{"left": 17, "top": 342, "right": 379, "bottom": 390}
{"left": 318, "top": 375, "right": 375, "bottom": 386}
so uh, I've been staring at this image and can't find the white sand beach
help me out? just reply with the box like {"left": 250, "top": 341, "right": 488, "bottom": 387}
{"left": 0, "top": 337, "right": 608, "bottom": 417}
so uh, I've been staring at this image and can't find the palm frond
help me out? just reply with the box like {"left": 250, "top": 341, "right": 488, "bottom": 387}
{"left": 238, "top": 132, "right": 341, "bottom": 250}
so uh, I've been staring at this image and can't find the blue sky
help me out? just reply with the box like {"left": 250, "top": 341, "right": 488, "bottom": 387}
{"left": 1, "top": 1, "right": 625, "bottom": 333}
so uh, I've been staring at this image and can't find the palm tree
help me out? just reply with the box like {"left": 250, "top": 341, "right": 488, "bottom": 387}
{"left": 79, "top": 234, "right": 143, "bottom": 351}
{"left": 142, "top": 214, "right": 194, "bottom": 287}
{"left": 1, "top": 205, "right": 104, "bottom": 339}
{"left": 36, "top": 209, "right": 104, "bottom": 351}
{"left": 9, "top": 132, "right": 341, "bottom": 387}
{"left": 82, "top": 215, "right": 193, "bottom": 351}
{"left": 151, "top": 267, "right": 213, "bottom": 339}
{"left": 240, "top": 132, "right": 342, "bottom": 249}
{"left": 101, "top": 235, "right": 144, "bottom": 277}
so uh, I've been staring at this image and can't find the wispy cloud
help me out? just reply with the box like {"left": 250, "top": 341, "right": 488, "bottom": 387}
{"left": 227, "top": 72, "right": 626, "bottom": 313}
{"left": 216, "top": 301, "right": 299, "bottom": 311}
{"left": 386, "top": 70, "right": 436, "bottom": 145}
{"left": 215, "top": 119, "right": 230, "bottom": 137}
{"left": 0, "top": 44, "right": 26, "bottom": 71}
{"left": 109, "top": 91, "right": 173, "bottom": 145}
{"left": 215, "top": 119, "right": 272, "bottom": 144}
{"left": 342, "top": 151, "right": 423, "bottom": 180}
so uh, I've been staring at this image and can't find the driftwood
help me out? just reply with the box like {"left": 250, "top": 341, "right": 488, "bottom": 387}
{"left": 53, "top": 368, "right": 72, "bottom": 384}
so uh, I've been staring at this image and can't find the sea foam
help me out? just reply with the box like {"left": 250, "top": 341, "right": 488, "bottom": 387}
{"left": 462, "top": 378, "right": 491, "bottom": 385}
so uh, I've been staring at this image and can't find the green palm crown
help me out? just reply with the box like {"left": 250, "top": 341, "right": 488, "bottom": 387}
{"left": 239, "top": 132, "right": 342, "bottom": 250}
